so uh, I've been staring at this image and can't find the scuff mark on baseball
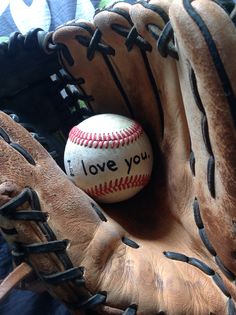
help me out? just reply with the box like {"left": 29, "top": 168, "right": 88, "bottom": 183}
{"left": 64, "top": 113, "right": 153, "bottom": 203}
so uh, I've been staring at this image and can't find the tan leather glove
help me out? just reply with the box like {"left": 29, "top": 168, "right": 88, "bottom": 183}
{"left": 0, "top": 0, "right": 236, "bottom": 314}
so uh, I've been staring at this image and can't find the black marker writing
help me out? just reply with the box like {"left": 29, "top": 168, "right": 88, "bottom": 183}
{"left": 81, "top": 159, "right": 87, "bottom": 176}
{"left": 67, "top": 160, "right": 75, "bottom": 176}
{"left": 81, "top": 159, "right": 118, "bottom": 176}
{"left": 125, "top": 151, "right": 149, "bottom": 174}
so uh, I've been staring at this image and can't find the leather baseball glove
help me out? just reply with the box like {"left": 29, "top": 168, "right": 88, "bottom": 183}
{"left": 0, "top": 0, "right": 236, "bottom": 314}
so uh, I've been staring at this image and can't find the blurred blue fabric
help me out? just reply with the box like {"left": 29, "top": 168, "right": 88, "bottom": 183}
{"left": 0, "top": 0, "right": 95, "bottom": 36}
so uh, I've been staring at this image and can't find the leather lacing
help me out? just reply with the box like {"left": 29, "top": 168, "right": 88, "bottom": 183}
{"left": 44, "top": 3, "right": 177, "bottom": 142}
{"left": 181, "top": 67, "right": 236, "bottom": 313}
{"left": 2, "top": 111, "right": 59, "bottom": 161}
{"left": 163, "top": 2, "right": 236, "bottom": 315}
{"left": 15, "top": 0, "right": 235, "bottom": 313}
{"left": 0, "top": 125, "right": 139, "bottom": 313}
{"left": 47, "top": 2, "right": 177, "bottom": 126}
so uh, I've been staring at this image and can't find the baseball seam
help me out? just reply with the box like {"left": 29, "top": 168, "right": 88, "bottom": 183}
{"left": 85, "top": 174, "right": 150, "bottom": 198}
{"left": 69, "top": 122, "right": 143, "bottom": 148}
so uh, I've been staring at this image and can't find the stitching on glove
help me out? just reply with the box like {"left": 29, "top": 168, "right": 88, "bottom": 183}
{"left": 58, "top": 43, "right": 75, "bottom": 66}
{"left": 87, "top": 29, "right": 102, "bottom": 60}
{"left": 193, "top": 198, "right": 236, "bottom": 281}
{"left": 189, "top": 68, "right": 216, "bottom": 198}
{"left": 201, "top": 115, "right": 213, "bottom": 156}
{"left": 122, "top": 237, "right": 139, "bottom": 249}
{"left": 75, "top": 25, "right": 115, "bottom": 58}
{"left": 189, "top": 68, "right": 204, "bottom": 113}
{"left": 199, "top": 228, "right": 216, "bottom": 257}
{"left": 111, "top": 24, "right": 152, "bottom": 52}
{"left": 42, "top": 267, "right": 85, "bottom": 285}
{"left": 184, "top": 0, "right": 236, "bottom": 127}
{"left": 91, "top": 203, "right": 107, "bottom": 222}
{"left": 0, "top": 156, "right": 134, "bottom": 312}
{"left": 163, "top": 251, "right": 215, "bottom": 275}
{"left": 6, "top": 210, "right": 48, "bottom": 222}
{"left": 164, "top": 251, "right": 234, "bottom": 302}
{"left": 111, "top": 18, "right": 167, "bottom": 137}
{"left": 71, "top": 293, "right": 137, "bottom": 314}
{"left": 164, "top": 198, "right": 236, "bottom": 312}
{"left": 126, "top": 26, "right": 152, "bottom": 52}
{"left": 0, "top": 186, "right": 106, "bottom": 309}
{"left": 71, "top": 292, "right": 107, "bottom": 310}
{"left": 157, "top": 21, "right": 178, "bottom": 60}
{"left": 169, "top": 253, "right": 215, "bottom": 276}
{"left": 189, "top": 150, "right": 196, "bottom": 176}
{"left": 215, "top": 256, "right": 236, "bottom": 282}
{"left": 0, "top": 185, "right": 72, "bottom": 269}
{"left": 140, "top": 31, "right": 165, "bottom": 137}
{"left": 15, "top": 240, "right": 70, "bottom": 255}
{"left": 91, "top": 203, "right": 140, "bottom": 249}
{"left": 0, "top": 128, "right": 36, "bottom": 165}
{"left": 122, "top": 304, "right": 138, "bottom": 315}
{"left": 73, "top": 23, "right": 136, "bottom": 117}
{"left": 0, "top": 128, "right": 137, "bottom": 312}
{"left": 212, "top": 273, "right": 231, "bottom": 298}
{"left": 0, "top": 188, "right": 39, "bottom": 217}
{"left": 10, "top": 142, "right": 36, "bottom": 166}
{"left": 113, "top": 19, "right": 165, "bottom": 136}
{"left": 207, "top": 156, "right": 215, "bottom": 198}
{"left": 107, "top": 7, "right": 132, "bottom": 24}
{"left": 0, "top": 187, "right": 72, "bottom": 271}
{"left": 139, "top": 1, "right": 169, "bottom": 23}
{"left": 140, "top": 1, "right": 178, "bottom": 59}
{"left": 144, "top": 11, "right": 178, "bottom": 135}
{"left": 0, "top": 116, "right": 36, "bottom": 165}
{"left": 0, "top": 127, "right": 10, "bottom": 143}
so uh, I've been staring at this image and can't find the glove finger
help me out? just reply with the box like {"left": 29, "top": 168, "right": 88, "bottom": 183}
{"left": 53, "top": 2, "right": 164, "bottom": 144}
{"left": 0, "top": 111, "right": 110, "bottom": 308}
{"left": 1, "top": 111, "right": 172, "bottom": 314}
{"left": 0, "top": 111, "right": 156, "bottom": 314}
{"left": 129, "top": 0, "right": 192, "bottom": 215}
{"left": 93, "top": 2, "right": 163, "bottom": 138}
{"left": 53, "top": 20, "right": 131, "bottom": 115}
{"left": 169, "top": 0, "right": 236, "bottom": 275}
{"left": 0, "top": 112, "right": 49, "bottom": 165}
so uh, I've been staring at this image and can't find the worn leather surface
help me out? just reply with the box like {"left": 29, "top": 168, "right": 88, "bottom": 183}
{"left": 0, "top": 0, "right": 236, "bottom": 314}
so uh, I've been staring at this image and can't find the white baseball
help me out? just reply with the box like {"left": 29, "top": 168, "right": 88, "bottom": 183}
{"left": 64, "top": 114, "right": 153, "bottom": 203}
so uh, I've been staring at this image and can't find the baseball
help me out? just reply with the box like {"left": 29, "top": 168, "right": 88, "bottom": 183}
{"left": 64, "top": 114, "right": 153, "bottom": 203}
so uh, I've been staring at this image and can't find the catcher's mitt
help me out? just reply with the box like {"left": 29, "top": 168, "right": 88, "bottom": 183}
{"left": 0, "top": 0, "right": 236, "bottom": 314}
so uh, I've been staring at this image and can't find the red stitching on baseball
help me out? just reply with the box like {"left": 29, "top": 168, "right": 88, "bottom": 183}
{"left": 69, "top": 122, "right": 143, "bottom": 149}
{"left": 85, "top": 174, "right": 150, "bottom": 198}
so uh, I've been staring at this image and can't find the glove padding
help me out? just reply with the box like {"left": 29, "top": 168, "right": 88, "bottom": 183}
{"left": 1, "top": 0, "right": 236, "bottom": 314}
